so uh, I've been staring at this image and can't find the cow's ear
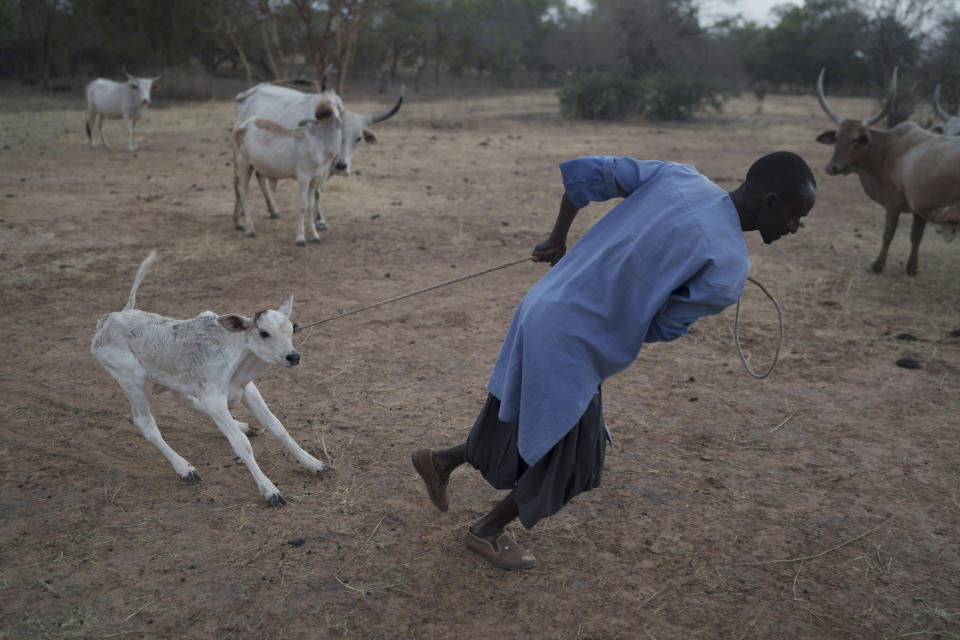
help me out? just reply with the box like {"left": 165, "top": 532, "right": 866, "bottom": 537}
{"left": 218, "top": 314, "right": 252, "bottom": 332}
{"left": 363, "top": 129, "right": 378, "bottom": 145}
{"left": 278, "top": 296, "right": 294, "bottom": 319}
{"left": 816, "top": 131, "right": 836, "bottom": 144}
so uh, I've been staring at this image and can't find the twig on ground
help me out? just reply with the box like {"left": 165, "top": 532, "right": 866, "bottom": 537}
{"left": 771, "top": 405, "right": 803, "bottom": 432}
{"left": 741, "top": 516, "right": 895, "bottom": 565}
{"left": 123, "top": 591, "right": 168, "bottom": 621}
{"left": 335, "top": 514, "right": 386, "bottom": 577}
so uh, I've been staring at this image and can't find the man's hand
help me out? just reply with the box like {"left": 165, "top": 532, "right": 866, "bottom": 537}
{"left": 533, "top": 236, "right": 566, "bottom": 266}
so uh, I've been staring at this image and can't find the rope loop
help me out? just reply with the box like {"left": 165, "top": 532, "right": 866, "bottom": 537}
{"left": 734, "top": 276, "right": 783, "bottom": 379}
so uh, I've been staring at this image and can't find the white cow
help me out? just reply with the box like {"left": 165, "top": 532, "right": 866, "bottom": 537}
{"left": 233, "top": 81, "right": 404, "bottom": 231}
{"left": 91, "top": 250, "right": 329, "bottom": 507}
{"left": 233, "top": 99, "right": 342, "bottom": 245}
{"left": 85, "top": 67, "right": 161, "bottom": 151}
{"left": 932, "top": 85, "right": 960, "bottom": 136}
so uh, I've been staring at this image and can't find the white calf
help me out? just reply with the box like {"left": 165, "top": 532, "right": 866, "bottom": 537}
{"left": 91, "top": 251, "right": 329, "bottom": 507}
{"left": 233, "top": 100, "right": 342, "bottom": 246}
{"left": 85, "top": 67, "right": 161, "bottom": 151}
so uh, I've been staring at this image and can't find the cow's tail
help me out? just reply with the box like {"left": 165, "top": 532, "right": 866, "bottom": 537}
{"left": 124, "top": 250, "right": 157, "bottom": 311}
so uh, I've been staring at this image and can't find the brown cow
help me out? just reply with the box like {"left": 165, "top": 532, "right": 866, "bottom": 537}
{"left": 816, "top": 68, "right": 960, "bottom": 275}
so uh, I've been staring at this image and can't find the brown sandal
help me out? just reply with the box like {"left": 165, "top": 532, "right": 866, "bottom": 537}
{"left": 411, "top": 449, "right": 449, "bottom": 512}
{"left": 464, "top": 529, "right": 536, "bottom": 570}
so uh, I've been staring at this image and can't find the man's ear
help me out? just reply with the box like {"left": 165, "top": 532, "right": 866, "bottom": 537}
{"left": 278, "top": 296, "right": 294, "bottom": 319}
{"left": 761, "top": 192, "right": 778, "bottom": 210}
{"left": 816, "top": 131, "right": 836, "bottom": 144}
{"left": 218, "top": 314, "right": 252, "bottom": 332}
{"left": 363, "top": 129, "right": 378, "bottom": 145}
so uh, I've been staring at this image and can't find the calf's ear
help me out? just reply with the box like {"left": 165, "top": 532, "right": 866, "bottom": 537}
{"left": 278, "top": 296, "right": 294, "bottom": 319}
{"left": 218, "top": 314, "right": 252, "bottom": 332}
{"left": 363, "top": 129, "right": 378, "bottom": 145}
{"left": 816, "top": 131, "right": 836, "bottom": 144}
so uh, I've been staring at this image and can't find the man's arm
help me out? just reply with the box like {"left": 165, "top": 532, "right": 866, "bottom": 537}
{"left": 532, "top": 192, "right": 579, "bottom": 265}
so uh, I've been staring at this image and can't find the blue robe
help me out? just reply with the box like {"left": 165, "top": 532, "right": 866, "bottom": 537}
{"left": 487, "top": 156, "right": 750, "bottom": 466}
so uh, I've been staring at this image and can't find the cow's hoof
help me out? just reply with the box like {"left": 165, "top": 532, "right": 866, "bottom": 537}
{"left": 267, "top": 493, "right": 287, "bottom": 508}
{"left": 246, "top": 231, "right": 256, "bottom": 238}
{"left": 869, "top": 261, "right": 884, "bottom": 273}
{"left": 906, "top": 265, "right": 918, "bottom": 276}
{"left": 235, "top": 225, "right": 245, "bottom": 231}
{"left": 269, "top": 213, "right": 281, "bottom": 219}
{"left": 316, "top": 221, "right": 328, "bottom": 231}
{"left": 296, "top": 240, "right": 306, "bottom": 247}
{"left": 311, "top": 237, "right": 323, "bottom": 244}
{"left": 182, "top": 470, "right": 202, "bottom": 485}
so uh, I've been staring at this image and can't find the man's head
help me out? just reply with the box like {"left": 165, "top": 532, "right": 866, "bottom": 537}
{"left": 732, "top": 151, "right": 817, "bottom": 244}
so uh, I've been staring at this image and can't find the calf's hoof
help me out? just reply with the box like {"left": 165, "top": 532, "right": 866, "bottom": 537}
{"left": 316, "top": 221, "right": 328, "bottom": 231}
{"left": 235, "top": 224, "right": 245, "bottom": 231}
{"left": 296, "top": 240, "right": 306, "bottom": 247}
{"left": 246, "top": 231, "right": 256, "bottom": 238}
{"left": 311, "top": 237, "right": 323, "bottom": 244}
{"left": 267, "top": 493, "right": 287, "bottom": 508}
{"left": 182, "top": 470, "right": 202, "bottom": 485}
{"left": 269, "top": 212, "right": 281, "bottom": 219}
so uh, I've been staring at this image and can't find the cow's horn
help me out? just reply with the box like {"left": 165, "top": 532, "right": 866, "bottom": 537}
{"left": 367, "top": 84, "right": 405, "bottom": 124}
{"left": 816, "top": 68, "right": 844, "bottom": 124}
{"left": 320, "top": 63, "right": 334, "bottom": 92}
{"left": 863, "top": 67, "right": 898, "bottom": 127}
{"left": 933, "top": 84, "right": 952, "bottom": 122}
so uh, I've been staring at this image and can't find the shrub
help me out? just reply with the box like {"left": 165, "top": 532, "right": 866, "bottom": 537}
{"left": 645, "top": 72, "right": 724, "bottom": 120}
{"left": 557, "top": 70, "right": 647, "bottom": 120}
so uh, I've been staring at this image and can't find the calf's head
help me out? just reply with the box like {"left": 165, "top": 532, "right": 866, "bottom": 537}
{"left": 123, "top": 66, "right": 161, "bottom": 107}
{"left": 217, "top": 296, "right": 300, "bottom": 366}
{"left": 298, "top": 100, "right": 343, "bottom": 172}
{"left": 815, "top": 67, "right": 897, "bottom": 175}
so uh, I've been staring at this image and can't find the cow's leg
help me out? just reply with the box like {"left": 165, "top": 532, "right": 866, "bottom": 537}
{"left": 201, "top": 396, "right": 285, "bottom": 506}
{"left": 906, "top": 215, "right": 926, "bottom": 276}
{"left": 306, "top": 181, "right": 323, "bottom": 244}
{"left": 232, "top": 149, "right": 245, "bottom": 231}
{"left": 124, "top": 113, "right": 137, "bottom": 151}
{"left": 96, "top": 351, "right": 200, "bottom": 483}
{"left": 871, "top": 205, "right": 902, "bottom": 273}
{"left": 314, "top": 187, "right": 328, "bottom": 231}
{"left": 85, "top": 107, "right": 95, "bottom": 146}
{"left": 242, "top": 382, "right": 329, "bottom": 473}
{"left": 238, "top": 161, "right": 256, "bottom": 238}
{"left": 295, "top": 178, "right": 309, "bottom": 246}
{"left": 256, "top": 173, "right": 281, "bottom": 219}
{"left": 97, "top": 114, "right": 110, "bottom": 150}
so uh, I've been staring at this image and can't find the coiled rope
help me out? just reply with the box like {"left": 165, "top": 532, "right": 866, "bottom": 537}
{"left": 294, "top": 257, "right": 783, "bottom": 379}
{"left": 734, "top": 276, "right": 783, "bottom": 379}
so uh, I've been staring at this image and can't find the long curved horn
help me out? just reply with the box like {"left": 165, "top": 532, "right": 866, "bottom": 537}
{"left": 816, "top": 68, "right": 844, "bottom": 124}
{"left": 320, "top": 63, "right": 334, "bottom": 93}
{"left": 367, "top": 84, "right": 405, "bottom": 124}
{"left": 863, "top": 67, "right": 898, "bottom": 127}
{"left": 122, "top": 64, "right": 135, "bottom": 81}
{"left": 933, "top": 84, "right": 952, "bottom": 121}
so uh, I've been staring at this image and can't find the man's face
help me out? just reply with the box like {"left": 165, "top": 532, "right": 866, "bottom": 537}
{"left": 758, "top": 184, "right": 816, "bottom": 244}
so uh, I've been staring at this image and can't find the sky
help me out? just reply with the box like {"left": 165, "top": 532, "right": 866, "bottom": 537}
{"left": 566, "top": 0, "right": 797, "bottom": 26}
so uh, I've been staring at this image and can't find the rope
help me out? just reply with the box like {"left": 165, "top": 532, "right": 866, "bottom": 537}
{"left": 734, "top": 276, "right": 783, "bottom": 379}
{"left": 293, "top": 256, "right": 534, "bottom": 332}
{"left": 293, "top": 257, "right": 784, "bottom": 380}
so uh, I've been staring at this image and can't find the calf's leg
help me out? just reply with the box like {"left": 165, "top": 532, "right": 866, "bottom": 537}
{"left": 242, "top": 382, "right": 329, "bottom": 472}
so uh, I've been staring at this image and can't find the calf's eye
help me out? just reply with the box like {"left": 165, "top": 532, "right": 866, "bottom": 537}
{"left": 259, "top": 330, "right": 270, "bottom": 339}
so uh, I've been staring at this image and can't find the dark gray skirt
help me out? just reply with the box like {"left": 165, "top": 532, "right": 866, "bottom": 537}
{"left": 464, "top": 392, "right": 607, "bottom": 529}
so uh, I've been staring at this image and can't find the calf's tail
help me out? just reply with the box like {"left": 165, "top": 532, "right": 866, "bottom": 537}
{"left": 124, "top": 250, "right": 157, "bottom": 311}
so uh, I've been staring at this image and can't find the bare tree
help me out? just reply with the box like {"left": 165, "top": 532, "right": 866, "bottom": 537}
{"left": 199, "top": 0, "right": 265, "bottom": 87}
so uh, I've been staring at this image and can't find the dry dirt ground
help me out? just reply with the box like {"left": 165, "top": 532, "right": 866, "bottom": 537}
{"left": 1, "top": 83, "right": 959, "bottom": 640}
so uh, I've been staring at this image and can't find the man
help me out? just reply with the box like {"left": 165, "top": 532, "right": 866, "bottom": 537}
{"left": 412, "top": 152, "right": 817, "bottom": 570}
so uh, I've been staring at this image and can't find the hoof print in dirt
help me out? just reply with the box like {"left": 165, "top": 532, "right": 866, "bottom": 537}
{"left": 183, "top": 470, "right": 202, "bottom": 484}
{"left": 894, "top": 332, "right": 918, "bottom": 341}
{"left": 895, "top": 358, "right": 922, "bottom": 370}
{"left": 267, "top": 493, "right": 287, "bottom": 508}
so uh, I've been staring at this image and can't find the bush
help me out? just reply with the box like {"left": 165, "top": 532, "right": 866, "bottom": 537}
{"left": 557, "top": 70, "right": 647, "bottom": 120}
{"left": 645, "top": 73, "right": 724, "bottom": 121}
